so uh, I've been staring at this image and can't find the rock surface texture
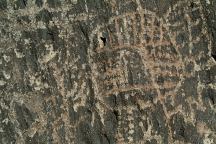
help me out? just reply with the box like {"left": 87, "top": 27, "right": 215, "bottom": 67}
{"left": 0, "top": 0, "right": 216, "bottom": 143}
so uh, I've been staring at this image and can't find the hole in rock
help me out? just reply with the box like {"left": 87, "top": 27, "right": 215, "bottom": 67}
{"left": 100, "top": 37, "right": 106, "bottom": 46}
{"left": 190, "top": 2, "right": 194, "bottom": 8}
{"left": 211, "top": 53, "right": 216, "bottom": 61}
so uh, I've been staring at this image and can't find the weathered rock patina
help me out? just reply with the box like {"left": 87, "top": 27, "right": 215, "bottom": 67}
{"left": 0, "top": 0, "right": 216, "bottom": 143}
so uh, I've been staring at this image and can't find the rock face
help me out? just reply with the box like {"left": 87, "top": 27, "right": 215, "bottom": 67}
{"left": 0, "top": 0, "right": 216, "bottom": 143}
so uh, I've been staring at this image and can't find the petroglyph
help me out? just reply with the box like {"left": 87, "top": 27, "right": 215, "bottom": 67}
{"left": 1, "top": 0, "right": 216, "bottom": 143}
{"left": 89, "top": 0, "right": 206, "bottom": 99}
{"left": 87, "top": 0, "right": 215, "bottom": 143}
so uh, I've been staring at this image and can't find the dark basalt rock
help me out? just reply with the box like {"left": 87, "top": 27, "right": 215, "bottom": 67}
{"left": 35, "top": 0, "right": 43, "bottom": 7}
{"left": 47, "top": 0, "right": 61, "bottom": 8}
{"left": 36, "top": 9, "right": 53, "bottom": 24}
{"left": 0, "top": 0, "right": 7, "bottom": 11}
{"left": 170, "top": 113, "right": 203, "bottom": 143}
{"left": 14, "top": 0, "right": 28, "bottom": 10}
{"left": 0, "top": 0, "right": 216, "bottom": 143}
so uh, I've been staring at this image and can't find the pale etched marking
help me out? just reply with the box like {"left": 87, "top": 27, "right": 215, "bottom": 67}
{"left": 89, "top": 8, "right": 183, "bottom": 99}
{"left": 87, "top": 0, "right": 213, "bottom": 142}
